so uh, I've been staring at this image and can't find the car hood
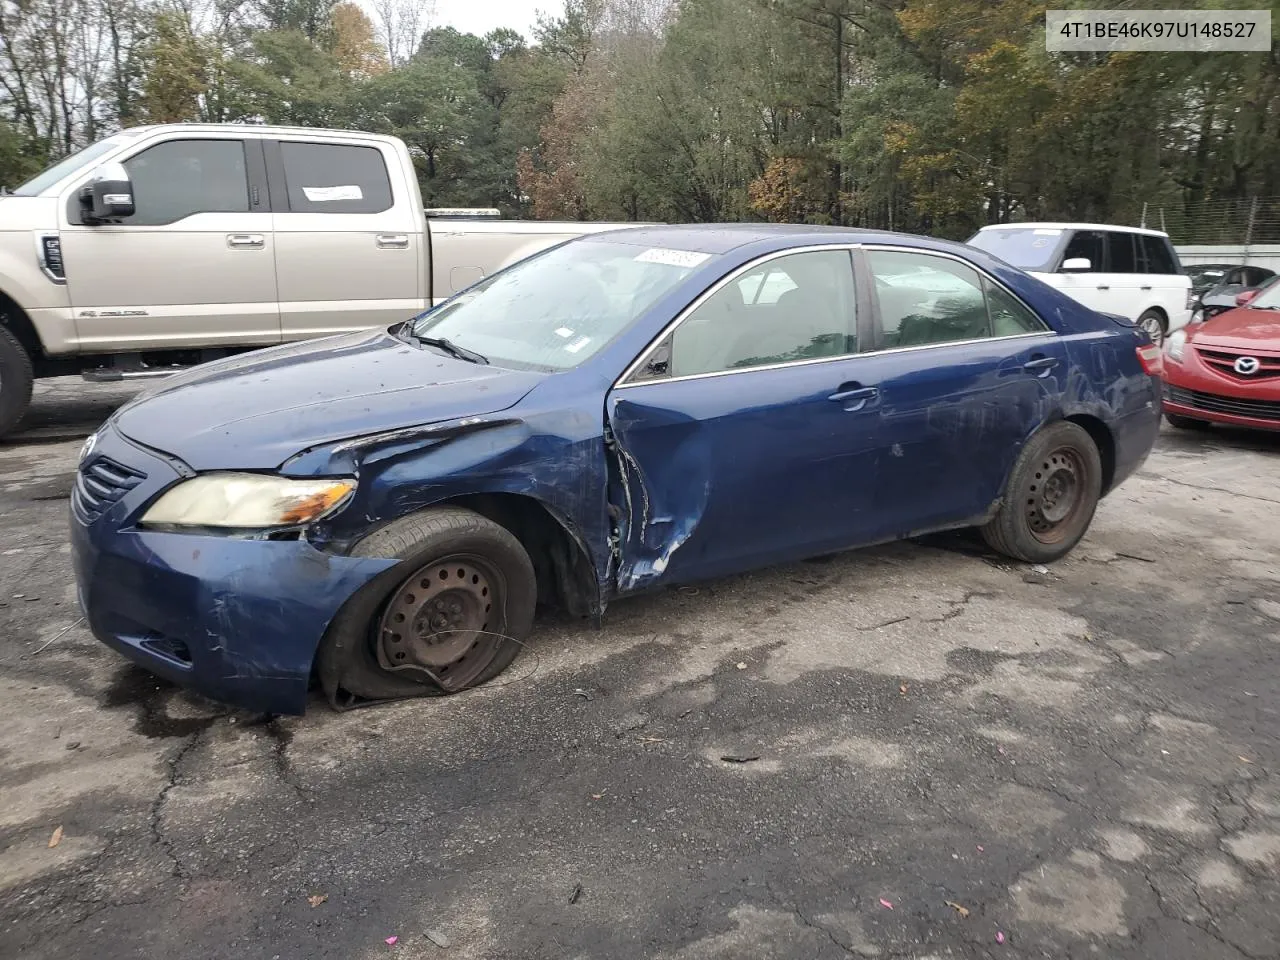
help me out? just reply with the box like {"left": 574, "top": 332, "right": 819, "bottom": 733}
{"left": 1190, "top": 308, "right": 1280, "bottom": 351}
{"left": 112, "top": 329, "right": 545, "bottom": 471}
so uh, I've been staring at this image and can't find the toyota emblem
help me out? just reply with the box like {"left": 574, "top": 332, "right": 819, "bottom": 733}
{"left": 1234, "top": 356, "right": 1261, "bottom": 375}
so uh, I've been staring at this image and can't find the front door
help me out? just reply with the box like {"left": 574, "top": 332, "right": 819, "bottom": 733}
{"left": 268, "top": 138, "right": 423, "bottom": 340}
{"left": 59, "top": 136, "right": 280, "bottom": 352}
{"left": 853, "top": 246, "right": 1067, "bottom": 537}
{"left": 606, "top": 248, "right": 881, "bottom": 592}
{"left": 1051, "top": 228, "right": 1116, "bottom": 315}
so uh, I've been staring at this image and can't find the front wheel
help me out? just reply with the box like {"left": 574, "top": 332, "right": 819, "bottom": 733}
{"left": 317, "top": 507, "right": 536, "bottom": 707}
{"left": 0, "top": 325, "right": 35, "bottom": 437}
{"left": 982, "top": 421, "right": 1104, "bottom": 564}
{"left": 1137, "top": 310, "right": 1166, "bottom": 347}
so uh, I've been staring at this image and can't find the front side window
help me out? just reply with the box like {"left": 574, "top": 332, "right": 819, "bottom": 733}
{"left": 410, "top": 239, "right": 704, "bottom": 371}
{"left": 868, "top": 249, "right": 1045, "bottom": 348}
{"left": 1060, "top": 230, "right": 1105, "bottom": 272}
{"left": 667, "top": 250, "right": 857, "bottom": 377}
{"left": 121, "top": 139, "right": 249, "bottom": 225}
{"left": 279, "top": 142, "right": 393, "bottom": 214}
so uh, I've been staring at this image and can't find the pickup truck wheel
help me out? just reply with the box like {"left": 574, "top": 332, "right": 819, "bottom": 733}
{"left": 318, "top": 507, "right": 536, "bottom": 707}
{"left": 0, "top": 325, "right": 35, "bottom": 437}
{"left": 1137, "top": 310, "right": 1166, "bottom": 346}
{"left": 981, "top": 421, "right": 1103, "bottom": 564}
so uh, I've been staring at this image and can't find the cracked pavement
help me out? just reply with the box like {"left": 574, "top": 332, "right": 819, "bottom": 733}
{"left": 2, "top": 378, "right": 1280, "bottom": 959}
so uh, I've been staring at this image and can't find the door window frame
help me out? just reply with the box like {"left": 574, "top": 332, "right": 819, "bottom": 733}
{"left": 62, "top": 135, "right": 271, "bottom": 227}
{"left": 615, "top": 243, "right": 874, "bottom": 388}
{"left": 858, "top": 244, "right": 1055, "bottom": 355}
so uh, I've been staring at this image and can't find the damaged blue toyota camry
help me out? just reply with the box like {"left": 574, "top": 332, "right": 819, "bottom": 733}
{"left": 70, "top": 224, "right": 1163, "bottom": 714}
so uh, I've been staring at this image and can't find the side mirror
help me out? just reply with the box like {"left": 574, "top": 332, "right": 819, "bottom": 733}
{"left": 1235, "top": 289, "right": 1260, "bottom": 307}
{"left": 1061, "top": 257, "right": 1091, "bottom": 273}
{"left": 78, "top": 162, "right": 134, "bottom": 223}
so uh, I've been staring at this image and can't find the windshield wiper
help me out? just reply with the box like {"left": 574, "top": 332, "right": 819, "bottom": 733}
{"left": 406, "top": 333, "right": 489, "bottom": 364}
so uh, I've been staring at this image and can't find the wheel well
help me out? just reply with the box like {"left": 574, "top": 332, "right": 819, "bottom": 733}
{"left": 441, "top": 493, "right": 600, "bottom": 618}
{"left": 1141, "top": 305, "right": 1168, "bottom": 327}
{"left": 1065, "top": 414, "right": 1116, "bottom": 494}
{"left": 0, "top": 289, "right": 43, "bottom": 359}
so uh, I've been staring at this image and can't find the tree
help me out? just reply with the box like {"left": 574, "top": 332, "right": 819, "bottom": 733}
{"left": 328, "top": 2, "right": 388, "bottom": 77}
{"left": 140, "top": 9, "right": 209, "bottom": 124}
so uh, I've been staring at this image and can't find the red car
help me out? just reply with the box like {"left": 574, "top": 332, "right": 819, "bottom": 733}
{"left": 1162, "top": 279, "right": 1280, "bottom": 431}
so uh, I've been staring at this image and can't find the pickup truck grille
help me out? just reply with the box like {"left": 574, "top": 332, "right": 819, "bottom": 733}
{"left": 1195, "top": 347, "right": 1280, "bottom": 381}
{"left": 72, "top": 456, "right": 146, "bottom": 523}
{"left": 1165, "top": 385, "right": 1280, "bottom": 422}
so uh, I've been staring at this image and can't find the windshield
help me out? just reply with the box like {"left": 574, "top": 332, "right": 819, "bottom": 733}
{"left": 966, "top": 227, "right": 1065, "bottom": 271}
{"left": 10, "top": 133, "right": 136, "bottom": 196}
{"left": 1248, "top": 276, "right": 1280, "bottom": 309}
{"left": 409, "top": 239, "right": 709, "bottom": 371}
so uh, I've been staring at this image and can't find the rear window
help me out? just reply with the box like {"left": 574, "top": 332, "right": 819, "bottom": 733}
{"left": 1140, "top": 235, "right": 1178, "bottom": 274}
{"left": 966, "top": 228, "right": 1065, "bottom": 272}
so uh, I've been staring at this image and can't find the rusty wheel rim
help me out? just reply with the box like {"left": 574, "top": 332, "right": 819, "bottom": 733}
{"left": 375, "top": 554, "right": 504, "bottom": 690}
{"left": 1025, "top": 447, "right": 1087, "bottom": 545}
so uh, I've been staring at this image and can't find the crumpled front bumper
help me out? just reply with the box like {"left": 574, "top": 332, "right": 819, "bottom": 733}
{"left": 69, "top": 425, "right": 397, "bottom": 715}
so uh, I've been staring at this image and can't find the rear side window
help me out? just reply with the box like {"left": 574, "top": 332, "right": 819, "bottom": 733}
{"left": 279, "top": 142, "right": 393, "bottom": 214}
{"left": 1105, "top": 232, "right": 1138, "bottom": 273}
{"left": 1061, "top": 230, "right": 1105, "bottom": 272}
{"left": 1140, "top": 235, "right": 1177, "bottom": 275}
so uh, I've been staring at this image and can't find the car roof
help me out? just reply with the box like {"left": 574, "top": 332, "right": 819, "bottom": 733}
{"left": 585, "top": 222, "right": 955, "bottom": 255}
{"left": 974, "top": 222, "right": 1171, "bottom": 238}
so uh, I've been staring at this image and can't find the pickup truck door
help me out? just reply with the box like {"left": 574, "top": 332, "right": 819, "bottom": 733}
{"left": 58, "top": 135, "right": 281, "bottom": 351}
{"left": 266, "top": 138, "right": 424, "bottom": 340}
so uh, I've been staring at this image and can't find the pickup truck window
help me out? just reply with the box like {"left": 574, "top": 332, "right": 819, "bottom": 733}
{"left": 410, "top": 240, "right": 704, "bottom": 371}
{"left": 122, "top": 139, "right": 250, "bottom": 225}
{"left": 279, "top": 142, "right": 392, "bottom": 214}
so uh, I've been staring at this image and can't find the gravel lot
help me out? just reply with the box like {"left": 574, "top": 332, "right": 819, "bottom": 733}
{"left": 2, "top": 378, "right": 1280, "bottom": 960}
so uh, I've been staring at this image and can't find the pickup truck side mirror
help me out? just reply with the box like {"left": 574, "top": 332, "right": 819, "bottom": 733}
{"left": 1060, "top": 257, "right": 1092, "bottom": 273}
{"left": 79, "top": 162, "right": 134, "bottom": 223}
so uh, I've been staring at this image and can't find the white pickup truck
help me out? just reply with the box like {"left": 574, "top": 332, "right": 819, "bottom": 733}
{"left": 0, "top": 123, "right": 638, "bottom": 435}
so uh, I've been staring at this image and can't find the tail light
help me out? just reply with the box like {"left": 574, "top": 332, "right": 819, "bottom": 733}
{"left": 1185, "top": 289, "right": 1197, "bottom": 310}
{"left": 1136, "top": 344, "right": 1164, "bottom": 377}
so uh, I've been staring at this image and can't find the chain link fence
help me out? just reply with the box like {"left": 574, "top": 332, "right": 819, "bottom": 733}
{"left": 1137, "top": 198, "right": 1280, "bottom": 245}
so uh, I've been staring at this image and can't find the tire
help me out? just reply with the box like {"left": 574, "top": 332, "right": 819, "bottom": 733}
{"left": 317, "top": 507, "right": 536, "bottom": 706}
{"left": 981, "top": 421, "right": 1103, "bottom": 564}
{"left": 1165, "top": 412, "right": 1211, "bottom": 431}
{"left": 1137, "top": 309, "right": 1166, "bottom": 347}
{"left": 0, "top": 325, "right": 35, "bottom": 438}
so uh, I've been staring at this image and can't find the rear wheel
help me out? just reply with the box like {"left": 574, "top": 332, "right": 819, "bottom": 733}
{"left": 982, "top": 421, "right": 1103, "bottom": 564}
{"left": 317, "top": 507, "right": 536, "bottom": 706}
{"left": 1137, "top": 309, "right": 1166, "bottom": 347}
{"left": 0, "top": 325, "right": 34, "bottom": 438}
{"left": 1165, "top": 412, "right": 1211, "bottom": 431}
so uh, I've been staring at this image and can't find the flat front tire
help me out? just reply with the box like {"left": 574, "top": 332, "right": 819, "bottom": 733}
{"left": 0, "top": 325, "right": 34, "bottom": 438}
{"left": 317, "top": 507, "right": 536, "bottom": 707}
{"left": 982, "top": 422, "right": 1103, "bottom": 564}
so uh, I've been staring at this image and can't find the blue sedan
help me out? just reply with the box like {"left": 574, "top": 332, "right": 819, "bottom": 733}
{"left": 69, "top": 225, "right": 1163, "bottom": 715}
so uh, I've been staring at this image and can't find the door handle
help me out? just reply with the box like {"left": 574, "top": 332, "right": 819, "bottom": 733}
{"left": 377, "top": 234, "right": 410, "bottom": 249}
{"left": 828, "top": 385, "right": 878, "bottom": 411}
{"left": 226, "top": 234, "right": 264, "bottom": 248}
{"left": 1096, "top": 284, "right": 1110, "bottom": 290}
{"left": 1140, "top": 285, "right": 1152, "bottom": 291}
{"left": 1023, "top": 356, "right": 1059, "bottom": 375}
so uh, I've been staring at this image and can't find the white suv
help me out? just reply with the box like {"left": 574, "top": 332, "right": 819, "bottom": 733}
{"left": 966, "top": 223, "right": 1192, "bottom": 345}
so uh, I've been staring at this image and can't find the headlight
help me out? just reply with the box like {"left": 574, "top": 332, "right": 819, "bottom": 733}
{"left": 141, "top": 473, "right": 356, "bottom": 528}
{"left": 1164, "top": 329, "right": 1187, "bottom": 362}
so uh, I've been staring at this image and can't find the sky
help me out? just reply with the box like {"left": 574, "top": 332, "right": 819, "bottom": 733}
{"left": 432, "top": 0, "right": 564, "bottom": 39}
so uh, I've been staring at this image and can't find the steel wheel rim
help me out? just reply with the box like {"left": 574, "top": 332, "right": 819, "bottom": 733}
{"left": 375, "top": 554, "right": 505, "bottom": 689}
{"left": 1024, "top": 447, "right": 1087, "bottom": 544}
{"left": 1139, "top": 315, "right": 1163, "bottom": 346}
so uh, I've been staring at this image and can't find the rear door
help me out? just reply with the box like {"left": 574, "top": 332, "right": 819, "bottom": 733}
{"left": 267, "top": 138, "right": 423, "bottom": 340}
{"left": 606, "top": 247, "right": 881, "bottom": 591}
{"left": 850, "top": 246, "right": 1067, "bottom": 537}
{"left": 59, "top": 134, "right": 280, "bottom": 352}
{"left": 1101, "top": 230, "right": 1146, "bottom": 319}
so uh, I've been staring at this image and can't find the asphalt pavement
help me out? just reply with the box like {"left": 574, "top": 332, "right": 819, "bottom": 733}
{"left": 2, "top": 378, "right": 1280, "bottom": 960}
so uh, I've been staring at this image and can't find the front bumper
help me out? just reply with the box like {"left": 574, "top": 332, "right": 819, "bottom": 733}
{"left": 69, "top": 425, "right": 397, "bottom": 715}
{"left": 1162, "top": 351, "right": 1280, "bottom": 432}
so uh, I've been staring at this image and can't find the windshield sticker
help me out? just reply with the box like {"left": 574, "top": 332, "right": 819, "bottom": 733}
{"left": 1031, "top": 238, "right": 1052, "bottom": 248}
{"left": 302, "top": 184, "right": 364, "bottom": 202}
{"left": 634, "top": 248, "right": 711, "bottom": 268}
{"left": 565, "top": 336, "right": 592, "bottom": 354}
{"left": 1033, "top": 229, "right": 1063, "bottom": 236}
{"left": 554, "top": 327, "right": 575, "bottom": 338}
